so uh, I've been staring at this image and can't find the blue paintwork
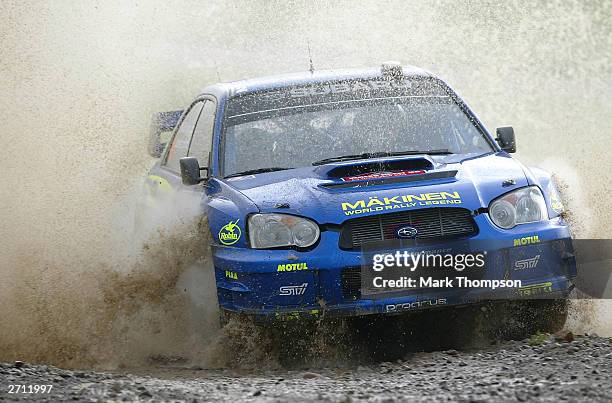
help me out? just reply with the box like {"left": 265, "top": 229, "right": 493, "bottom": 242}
{"left": 145, "top": 66, "right": 576, "bottom": 321}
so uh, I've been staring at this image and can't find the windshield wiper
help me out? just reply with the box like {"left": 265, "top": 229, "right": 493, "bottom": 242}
{"left": 224, "top": 167, "right": 291, "bottom": 178}
{"left": 312, "top": 149, "right": 452, "bottom": 166}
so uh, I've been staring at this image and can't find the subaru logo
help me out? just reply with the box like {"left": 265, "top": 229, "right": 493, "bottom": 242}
{"left": 397, "top": 226, "right": 418, "bottom": 239}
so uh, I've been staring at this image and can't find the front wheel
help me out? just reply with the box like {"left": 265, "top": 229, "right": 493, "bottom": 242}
{"left": 476, "top": 299, "right": 569, "bottom": 341}
{"left": 517, "top": 298, "right": 569, "bottom": 334}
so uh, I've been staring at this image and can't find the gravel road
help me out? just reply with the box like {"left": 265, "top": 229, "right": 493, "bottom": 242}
{"left": 1, "top": 333, "right": 611, "bottom": 402}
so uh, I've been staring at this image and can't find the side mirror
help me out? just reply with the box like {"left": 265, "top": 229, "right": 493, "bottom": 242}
{"left": 496, "top": 126, "right": 516, "bottom": 153}
{"left": 179, "top": 157, "right": 207, "bottom": 185}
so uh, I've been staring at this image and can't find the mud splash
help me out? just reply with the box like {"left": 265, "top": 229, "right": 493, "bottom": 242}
{"left": 0, "top": 191, "right": 218, "bottom": 369}
{"left": 538, "top": 159, "right": 611, "bottom": 336}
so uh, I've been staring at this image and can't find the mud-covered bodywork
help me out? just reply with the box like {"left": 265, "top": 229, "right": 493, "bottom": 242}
{"left": 144, "top": 65, "right": 576, "bottom": 321}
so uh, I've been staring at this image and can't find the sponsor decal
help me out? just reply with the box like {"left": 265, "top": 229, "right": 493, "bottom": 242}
{"left": 279, "top": 283, "right": 308, "bottom": 296}
{"left": 260, "top": 80, "right": 415, "bottom": 101}
{"left": 277, "top": 262, "right": 309, "bottom": 272}
{"left": 258, "top": 91, "right": 286, "bottom": 101}
{"left": 514, "top": 255, "right": 540, "bottom": 270}
{"left": 396, "top": 226, "right": 418, "bottom": 239}
{"left": 146, "top": 174, "right": 173, "bottom": 193}
{"left": 341, "top": 191, "right": 462, "bottom": 216}
{"left": 518, "top": 281, "right": 553, "bottom": 297}
{"left": 274, "top": 309, "right": 320, "bottom": 321}
{"left": 547, "top": 182, "right": 565, "bottom": 214}
{"left": 341, "top": 170, "right": 426, "bottom": 182}
{"left": 225, "top": 270, "right": 238, "bottom": 280}
{"left": 386, "top": 298, "right": 447, "bottom": 312}
{"left": 513, "top": 235, "right": 540, "bottom": 247}
{"left": 275, "top": 312, "right": 301, "bottom": 321}
{"left": 218, "top": 219, "right": 242, "bottom": 245}
{"left": 551, "top": 200, "right": 564, "bottom": 214}
{"left": 550, "top": 193, "right": 564, "bottom": 214}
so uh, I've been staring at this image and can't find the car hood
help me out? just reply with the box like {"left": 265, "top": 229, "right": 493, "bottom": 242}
{"left": 225, "top": 153, "right": 529, "bottom": 225}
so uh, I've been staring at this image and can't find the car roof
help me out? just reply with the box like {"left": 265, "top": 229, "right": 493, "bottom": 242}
{"left": 199, "top": 65, "right": 435, "bottom": 99}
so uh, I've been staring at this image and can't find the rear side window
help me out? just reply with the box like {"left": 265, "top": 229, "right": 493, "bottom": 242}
{"left": 165, "top": 101, "right": 203, "bottom": 172}
{"left": 188, "top": 99, "right": 216, "bottom": 167}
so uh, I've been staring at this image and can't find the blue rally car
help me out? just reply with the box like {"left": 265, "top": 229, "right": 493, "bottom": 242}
{"left": 143, "top": 63, "right": 576, "bottom": 326}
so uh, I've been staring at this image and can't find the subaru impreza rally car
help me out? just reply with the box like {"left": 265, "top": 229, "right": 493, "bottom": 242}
{"left": 142, "top": 63, "right": 576, "bottom": 325}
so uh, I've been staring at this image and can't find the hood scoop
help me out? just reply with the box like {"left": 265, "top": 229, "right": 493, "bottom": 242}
{"left": 326, "top": 157, "right": 434, "bottom": 180}
{"left": 320, "top": 157, "right": 457, "bottom": 190}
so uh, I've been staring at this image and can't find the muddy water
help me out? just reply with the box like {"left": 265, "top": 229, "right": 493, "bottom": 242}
{"left": 1, "top": 1, "right": 611, "bottom": 369}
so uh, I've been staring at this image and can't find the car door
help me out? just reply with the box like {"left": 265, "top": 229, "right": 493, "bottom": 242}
{"left": 144, "top": 100, "right": 204, "bottom": 202}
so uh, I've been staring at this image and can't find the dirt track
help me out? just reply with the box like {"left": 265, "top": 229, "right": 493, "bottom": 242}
{"left": 1, "top": 334, "right": 611, "bottom": 402}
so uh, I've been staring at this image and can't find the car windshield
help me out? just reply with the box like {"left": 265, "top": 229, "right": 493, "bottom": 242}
{"left": 221, "top": 79, "right": 493, "bottom": 177}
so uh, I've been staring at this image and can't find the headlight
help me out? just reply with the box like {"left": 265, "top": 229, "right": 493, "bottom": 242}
{"left": 489, "top": 186, "right": 548, "bottom": 229}
{"left": 248, "top": 214, "right": 320, "bottom": 249}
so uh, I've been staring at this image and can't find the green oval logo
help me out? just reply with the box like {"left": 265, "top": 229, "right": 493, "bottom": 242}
{"left": 219, "top": 219, "right": 241, "bottom": 245}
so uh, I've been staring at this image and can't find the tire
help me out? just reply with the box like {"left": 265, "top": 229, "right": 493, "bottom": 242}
{"left": 475, "top": 299, "right": 569, "bottom": 341}
{"left": 518, "top": 298, "right": 569, "bottom": 334}
{"left": 218, "top": 309, "right": 237, "bottom": 328}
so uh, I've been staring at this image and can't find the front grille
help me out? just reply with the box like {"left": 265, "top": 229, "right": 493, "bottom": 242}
{"left": 339, "top": 207, "right": 477, "bottom": 249}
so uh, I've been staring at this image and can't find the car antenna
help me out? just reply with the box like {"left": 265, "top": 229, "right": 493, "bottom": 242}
{"left": 213, "top": 60, "right": 222, "bottom": 82}
{"left": 307, "top": 40, "right": 315, "bottom": 74}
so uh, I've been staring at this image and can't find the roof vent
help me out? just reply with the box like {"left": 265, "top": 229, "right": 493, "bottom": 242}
{"left": 381, "top": 61, "right": 403, "bottom": 80}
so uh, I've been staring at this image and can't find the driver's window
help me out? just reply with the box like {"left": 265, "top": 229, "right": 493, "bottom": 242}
{"left": 165, "top": 101, "right": 203, "bottom": 172}
{"left": 188, "top": 99, "right": 216, "bottom": 168}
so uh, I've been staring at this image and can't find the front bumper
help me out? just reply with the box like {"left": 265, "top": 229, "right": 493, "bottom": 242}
{"left": 212, "top": 214, "right": 576, "bottom": 321}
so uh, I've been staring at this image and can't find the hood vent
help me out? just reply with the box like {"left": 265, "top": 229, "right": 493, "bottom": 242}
{"left": 320, "top": 157, "right": 457, "bottom": 189}
{"left": 321, "top": 169, "right": 457, "bottom": 189}
{"left": 326, "top": 158, "right": 434, "bottom": 180}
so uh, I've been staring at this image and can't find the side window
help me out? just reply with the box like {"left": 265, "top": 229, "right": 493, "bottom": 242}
{"left": 188, "top": 99, "right": 216, "bottom": 167}
{"left": 164, "top": 101, "right": 204, "bottom": 172}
